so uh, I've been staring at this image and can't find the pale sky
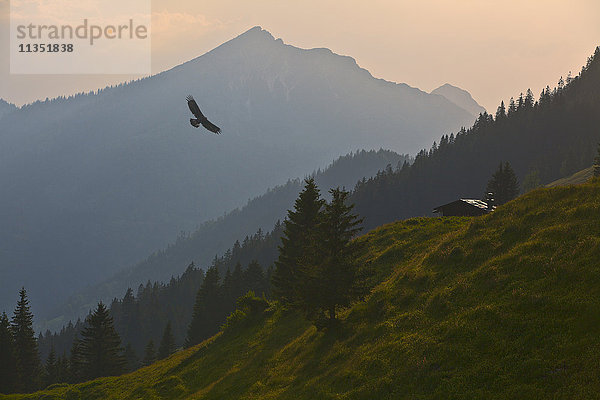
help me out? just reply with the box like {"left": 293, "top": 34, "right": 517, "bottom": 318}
{"left": 1, "top": 0, "right": 599, "bottom": 111}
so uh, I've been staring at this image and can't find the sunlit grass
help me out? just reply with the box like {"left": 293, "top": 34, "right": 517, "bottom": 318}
{"left": 5, "top": 179, "right": 600, "bottom": 399}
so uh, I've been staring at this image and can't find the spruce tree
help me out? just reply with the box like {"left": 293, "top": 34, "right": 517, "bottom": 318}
{"left": 0, "top": 311, "right": 17, "bottom": 394}
{"left": 485, "top": 162, "right": 519, "bottom": 205}
{"left": 56, "top": 352, "right": 69, "bottom": 384}
{"left": 495, "top": 101, "right": 506, "bottom": 120}
{"left": 272, "top": 178, "right": 324, "bottom": 307}
{"left": 79, "top": 302, "right": 125, "bottom": 379}
{"left": 508, "top": 97, "right": 517, "bottom": 114}
{"left": 142, "top": 339, "right": 157, "bottom": 366}
{"left": 231, "top": 262, "right": 245, "bottom": 299}
{"left": 186, "top": 266, "right": 222, "bottom": 347}
{"left": 243, "top": 260, "right": 266, "bottom": 297}
{"left": 158, "top": 321, "right": 176, "bottom": 359}
{"left": 123, "top": 343, "right": 139, "bottom": 372}
{"left": 315, "top": 188, "right": 364, "bottom": 320}
{"left": 11, "top": 288, "right": 40, "bottom": 392}
{"left": 68, "top": 337, "right": 84, "bottom": 383}
{"left": 44, "top": 346, "right": 58, "bottom": 387}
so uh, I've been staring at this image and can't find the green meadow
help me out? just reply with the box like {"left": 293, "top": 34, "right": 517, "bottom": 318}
{"left": 6, "top": 179, "right": 600, "bottom": 399}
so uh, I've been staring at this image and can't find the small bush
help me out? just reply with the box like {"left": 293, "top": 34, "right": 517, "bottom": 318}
{"left": 222, "top": 291, "right": 269, "bottom": 331}
{"left": 236, "top": 291, "right": 269, "bottom": 314}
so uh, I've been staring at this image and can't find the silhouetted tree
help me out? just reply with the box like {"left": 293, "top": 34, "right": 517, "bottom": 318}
{"left": 0, "top": 312, "right": 17, "bottom": 394}
{"left": 243, "top": 261, "right": 266, "bottom": 297}
{"left": 142, "top": 340, "right": 157, "bottom": 366}
{"left": 186, "top": 266, "right": 222, "bottom": 347}
{"left": 56, "top": 352, "right": 69, "bottom": 384}
{"left": 485, "top": 162, "right": 519, "bottom": 205}
{"left": 68, "top": 337, "right": 84, "bottom": 383}
{"left": 123, "top": 343, "right": 139, "bottom": 372}
{"left": 11, "top": 288, "right": 40, "bottom": 392}
{"left": 272, "top": 178, "right": 324, "bottom": 308}
{"left": 315, "top": 188, "right": 364, "bottom": 321}
{"left": 79, "top": 302, "right": 125, "bottom": 379}
{"left": 44, "top": 346, "right": 58, "bottom": 387}
{"left": 495, "top": 101, "right": 506, "bottom": 120}
{"left": 158, "top": 322, "right": 176, "bottom": 359}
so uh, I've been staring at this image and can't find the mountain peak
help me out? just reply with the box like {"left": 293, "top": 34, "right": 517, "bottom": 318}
{"left": 234, "top": 26, "right": 276, "bottom": 43}
{"left": 431, "top": 84, "right": 485, "bottom": 117}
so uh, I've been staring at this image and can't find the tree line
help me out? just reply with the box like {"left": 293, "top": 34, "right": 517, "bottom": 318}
{"left": 352, "top": 47, "right": 600, "bottom": 231}
{"left": 1, "top": 260, "right": 272, "bottom": 394}
{"left": 37, "top": 225, "right": 281, "bottom": 361}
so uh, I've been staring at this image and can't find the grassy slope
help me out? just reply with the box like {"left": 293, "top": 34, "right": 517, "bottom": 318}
{"left": 546, "top": 166, "right": 594, "bottom": 187}
{"left": 6, "top": 181, "right": 600, "bottom": 399}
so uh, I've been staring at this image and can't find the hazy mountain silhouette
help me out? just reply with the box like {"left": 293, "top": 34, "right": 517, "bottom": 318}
{"left": 0, "top": 26, "right": 478, "bottom": 317}
{"left": 0, "top": 99, "right": 17, "bottom": 120}
{"left": 431, "top": 84, "right": 486, "bottom": 116}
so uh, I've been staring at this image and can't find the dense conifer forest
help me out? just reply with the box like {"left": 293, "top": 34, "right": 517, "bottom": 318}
{"left": 352, "top": 47, "right": 600, "bottom": 230}
{"left": 36, "top": 226, "right": 281, "bottom": 370}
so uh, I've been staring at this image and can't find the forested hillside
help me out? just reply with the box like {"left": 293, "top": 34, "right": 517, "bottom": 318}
{"left": 37, "top": 225, "right": 282, "bottom": 365}
{"left": 352, "top": 46, "right": 600, "bottom": 231}
{"left": 45, "top": 150, "right": 408, "bottom": 331}
{"left": 10, "top": 178, "right": 600, "bottom": 399}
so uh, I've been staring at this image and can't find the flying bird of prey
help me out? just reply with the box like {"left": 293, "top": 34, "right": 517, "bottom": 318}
{"left": 186, "top": 95, "right": 221, "bottom": 134}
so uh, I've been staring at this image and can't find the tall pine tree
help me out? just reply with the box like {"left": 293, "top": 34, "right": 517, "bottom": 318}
{"left": 186, "top": 266, "right": 222, "bottom": 347}
{"left": 11, "top": 288, "right": 40, "bottom": 393}
{"left": 68, "top": 337, "right": 84, "bottom": 383}
{"left": 44, "top": 346, "right": 58, "bottom": 387}
{"left": 315, "top": 188, "right": 364, "bottom": 320}
{"left": 485, "top": 162, "right": 520, "bottom": 205}
{"left": 142, "top": 339, "right": 157, "bottom": 366}
{"left": 243, "top": 261, "right": 267, "bottom": 297}
{"left": 123, "top": 343, "right": 139, "bottom": 372}
{"left": 272, "top": 178, "right": 324, "bottom": 308}
{"left": 158, "top": 321, "right": 176, "bottom": 359}
{"left": 0, "top": 311, "right": 17, "bottom": 394}
{"left": 79, "top": 302, "right": 125, "bottom": 380}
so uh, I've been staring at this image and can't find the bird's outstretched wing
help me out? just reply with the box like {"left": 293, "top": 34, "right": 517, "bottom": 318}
{"left": 186, "top": 95, "right": 205, "bottom": 119}
{"left": 200, "top": 119, "right": 221, "bottom": 134}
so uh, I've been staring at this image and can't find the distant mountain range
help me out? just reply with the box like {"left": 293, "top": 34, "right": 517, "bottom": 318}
{"left": 431, "top": 84, "right": 486, "bottom": 116}
{"left": 0, "top": 26, "right": 480, "bottom": 317}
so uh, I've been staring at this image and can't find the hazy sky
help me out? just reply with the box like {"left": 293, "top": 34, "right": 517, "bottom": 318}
{"left": 1, "top": 0, "right": 599, "bottom": 111}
